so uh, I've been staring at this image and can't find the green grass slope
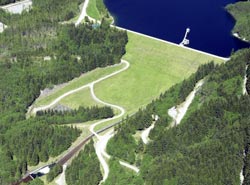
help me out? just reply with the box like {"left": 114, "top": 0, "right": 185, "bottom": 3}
{"left": 94, "top": 32, "right": 225, "bottom": 113}
{"left": 59, "top": 88, "right": 101, "bottom": 109}
{"left": 34, "top": 62, "right": 125, "bottom": 107}
{"left": 87, "top": 0, "right": 101, "bottom": 19}
{"left": 87, "top": 0, "right": 109, "bottom": 20}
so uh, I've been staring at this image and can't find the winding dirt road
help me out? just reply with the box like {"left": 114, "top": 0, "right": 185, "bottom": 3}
{"left": 243, "top": 65, "right": 248, "bottom": 96}
{"left": 55, "top": 164, "right": 67, "bottom": 185}
{"left": 240, "top": 66, "right": 248, "bottom": 185}
{"left": 75, "top": 0, "right": 96, "bottom": 26}
{"left": 88, "top": 60, "right": 139, "bottom": 182}
{"left": 30, "top": 60, "right": 128, "bottom": 115}
{"left": 141, "top": 124, "right": 155, "bottom": 144}
{"left": 168, "top": 79, "right": 204, "bottom": 126}
{"left": 93, "top": 130, "right": 114, "bottom": 183}
{"left": 75, "top": 0, "right": 89, "bottom": 26}
{"left": 31, "top": 60, "right": 133, "bottom": 183}
{"left": 119, "top": 161, "right": 139, "bottom": 173}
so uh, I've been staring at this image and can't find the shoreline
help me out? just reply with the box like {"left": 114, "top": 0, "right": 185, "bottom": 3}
{"left": 233, "top": 32, "right": 250, "bottom": 44}
{"left": 85, "top": 0, "right": 229, "bottom": 60}
{"left": 115, "top": 26, "right": 229, "bottom": 61}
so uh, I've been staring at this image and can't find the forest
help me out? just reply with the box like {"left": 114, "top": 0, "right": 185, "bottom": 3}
{"left": 65, "top": 140, "right": 102, "bottom": 185}
{"left": 226, "top": 1, "right": 250, "bottom": 42}
{"left": 1, "top": 0, "right": 249, "bottom": 184}
{"left": 46, "top": 164, "right": 63, "bottom": 182}
{"left": 103, "top": 159, "right": 143, "bottom": 185}
{"left": 107, "top": 61, "right": 216, "bottom": 164}
{"left": 36, "top": 106, "right": 114, "bottom": 124}
{"left": 0, "top": 0, "right": 127, "bottom": 184}
{"left": 106, "top": 49, "right": 250, "bottom": 185}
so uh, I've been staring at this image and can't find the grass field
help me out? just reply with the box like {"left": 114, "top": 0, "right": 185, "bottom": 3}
{"left": 33, "top": 31, "right": 224, "bottom": 131}
{"left": 87, "top": 0, "right": 113, "bottom": 23}
{"left": 86, "top": 0, "right": 101, "bottom": 20}
{"left": 59, "top": 88, "right": 101, "bottom": 109}
{"left": 34, "top": 63, "right": 125, "bottom": 107}
{"left": 93, "top": 31, "right": 225, "bottom": 114}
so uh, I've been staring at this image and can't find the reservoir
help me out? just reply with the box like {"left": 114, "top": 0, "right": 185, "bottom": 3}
{"left": 104, "top": 0, "right": 250, "bottom": 57}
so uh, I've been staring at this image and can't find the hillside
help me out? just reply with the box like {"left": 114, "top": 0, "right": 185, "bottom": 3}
{"left": 226, "top": 1, "right": 250, "bottom": 42}
{"left": 0, "top": 0, "right": 249, "bottom": 184}
{"left": 0, "top": 0, "right": 127, "bottom": 183}
{"left": 106, "top": 49, "right": 250, "bottom": 184}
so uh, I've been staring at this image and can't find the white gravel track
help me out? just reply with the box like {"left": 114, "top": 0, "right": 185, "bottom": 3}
{"left": 31, "top": 60, "right": 131, "bottom": 184}
{"left": 75, "top": 0, "right": 89, "bottom": 26}
{"left": 168, "top": 79, "right": 204, "bottom": 126}
{"left": 29, "top": 60, "right": 128, "bottom": 115}
{"left": 94, "top": 130, "right": 114, "bottom": 183}
{"left": 141, "top": 123, "right": 155, "bottom": 144}
{"left": 243, "top": 65, "right": 248, "bottom": 95}
{"left": 119, "top": 161, "right": 139, "bottom": 173}
{"left": 55, "top": 164, "right": 67, "bottom": 185}
{"left": 240, "top": 65, "right": 248, "bottom": 184}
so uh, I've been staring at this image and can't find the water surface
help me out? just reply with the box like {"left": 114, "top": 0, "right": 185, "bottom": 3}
{"left": 105, "top": 0, "right": 250, "bottom": 57}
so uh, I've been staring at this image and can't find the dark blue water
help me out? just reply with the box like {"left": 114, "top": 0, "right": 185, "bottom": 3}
{"left": 104, "top": 0, "right": 250, "bottom": 57}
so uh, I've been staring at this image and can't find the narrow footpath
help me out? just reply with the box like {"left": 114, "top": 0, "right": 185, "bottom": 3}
{"left": 28, "top": 0, "right": 229, "bottom": 181}
{"left": 75, "top": 0, "right": 95, "bottom": 26}
{"left": 89, "top": 60, "right": 139, "bottom": 183}
{"left": 55, "top": 164, "right": 67, "bottom": 185}
{"left": 243, "top": 65, "right": 248, "bottom": 96}
{"left": 240, "top": 65, "right": 248, "bottom": 185}
{"left": 31, "top": 60, "right": 139, "bottom": 183}
{"left": 29, "top": 60, "right": 128, "bottom": 115}
{"left": 141, "top": 115, "right": 159, "bottom": 144}
{"left": 168, "top": 79, "right": 204, "bottom": 126}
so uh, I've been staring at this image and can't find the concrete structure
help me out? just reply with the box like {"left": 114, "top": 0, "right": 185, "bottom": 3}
{"left": 180, "top": 28, "right": 190, "bottom": 46}
{"left": 1, "top": 0, "right": 32, "bottom": 14}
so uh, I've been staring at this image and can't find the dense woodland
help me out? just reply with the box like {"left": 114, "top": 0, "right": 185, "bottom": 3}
{"left": 107, "top": 61, "right": 216, "bottom": 164}
{"left": 27, "top": 178, "right": 44, "bottom": 185}
{"left": 0, "top": 0, "right": 127, "bottom": 184}
{"left": 103, "top": 159, "right": 143, "bottom": 185}
{"left": 0, "top": 0, "right": 249, "bottom": 184}
{"left": 36, "top": 106, "right": 114, "bottom": 124}
{"left": 46, "top": 164, "right": 63, "bottom": 182}
{"left": 106, "top": 49, "right": 250, "bottom": 184}
{"left": 226, "top": 1, "right": 250, "bottom": 42}
{"left": 65, "top": 140, "right": 102, "bottom": 185}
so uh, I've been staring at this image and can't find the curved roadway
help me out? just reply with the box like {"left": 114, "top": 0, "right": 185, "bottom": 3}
{"left": 75, "top": 0, "right": 95, "bottom": 26}
{"left": 88, "top": 60, "right": 129, "bottom": 183}
{"left": 31, "top": 60, "right": 138, "bottom": 183}
{"left": 30, "top": 60, "right": 128, "bottom": 115}
{"left": 168, "top": 79, "right": 204, "bottom": 126}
